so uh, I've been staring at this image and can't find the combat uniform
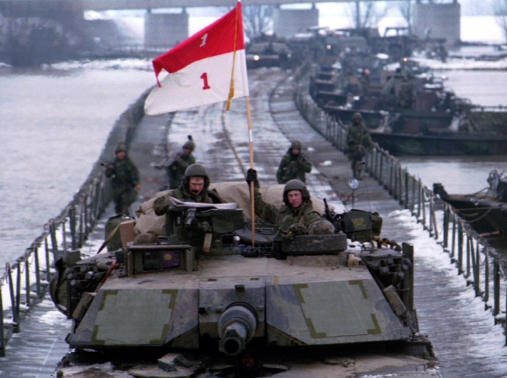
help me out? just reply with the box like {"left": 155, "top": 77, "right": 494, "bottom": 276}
{"left": 276, "top": 141, "right": 312, "bottom": 184}
{"left": 248, "top": 172, "right": 333, "bottom": 239}
{"left": 346, "top": 113, "right": 374, "bottom": 179}
{"left": 167, "top": 153, "right": 196, "bottom": 189}
{"left": 154, "top": 163, "right": 216, "bottom": 216}
{"left": 153, "top": 186, "right": 214, "bottom": 216}
{"left": 105, "top": 145, "right": 140, "bottom": 215}
{"left": 167, "top": 135, "right": 196, "bottom": 189}
{"left": 253, "top": 188, "right": 322, "bottom": 237}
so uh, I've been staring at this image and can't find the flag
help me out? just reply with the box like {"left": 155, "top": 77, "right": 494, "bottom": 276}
{"left": 145, "top": 2, "right": 249, "bottom": 115}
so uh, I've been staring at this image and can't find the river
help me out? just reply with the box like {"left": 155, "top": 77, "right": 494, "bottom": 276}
{"left": 0, "top": 60, "right": 155, "bottom": 267}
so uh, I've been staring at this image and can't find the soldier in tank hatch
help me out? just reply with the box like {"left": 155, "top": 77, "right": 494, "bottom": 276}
{"left": 104, "top": 143, "right": 140, "bottom": 215}
{"left": 345, "top": 112, "right": 373, "bottom": 180}
{"left": 246, "top": 169, "right": 334, "bottom": 240}
{"left": 276, "top": 140, "right": 312, "bottom": 184}
{"left": 154, "top": 163, "right": 222, "bottom": 215}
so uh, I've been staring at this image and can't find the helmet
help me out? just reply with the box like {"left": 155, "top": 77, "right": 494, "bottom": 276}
{"left": 283, "top": 179, "right": 310, "bottom": 205}
{"left": 290, "top": 140, "right": 302, "bottom": 150}
{"left": 183, "top": 164, "right": 210, "bottom": 190}
{"left": 115, "top": 143, "right": 127, "bottom": 154}
{"left": 352, "top": 112, "right": 362, "bottom": 121}
{"left": 182, "top": 135, "right": 195, "bottom": 152}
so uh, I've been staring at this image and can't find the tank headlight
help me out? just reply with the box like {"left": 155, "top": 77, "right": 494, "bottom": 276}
{"left": 254, "top": 55, "right": 260, "bottom": 61}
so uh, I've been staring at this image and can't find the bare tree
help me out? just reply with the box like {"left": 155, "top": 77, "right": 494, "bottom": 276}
{"left": 347, "top": 1, "right": 388, "bottom": 29}
{"left": 242, "top": 5, "right": 275, "bottom": 40}
{"left": 494, "top": 0, "right": 507, "bottom": 42}
{"left": 398, "top": 1, "right": 413, "bottom": 33}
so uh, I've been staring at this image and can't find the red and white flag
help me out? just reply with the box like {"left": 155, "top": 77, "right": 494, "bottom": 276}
{"left": 144, "top": 2, "right": 249, "bottom": 115}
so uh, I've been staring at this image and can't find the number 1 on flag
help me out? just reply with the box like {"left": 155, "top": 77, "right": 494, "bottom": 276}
{"left": 200, "top": 73, "right": 211, "bottom": 90}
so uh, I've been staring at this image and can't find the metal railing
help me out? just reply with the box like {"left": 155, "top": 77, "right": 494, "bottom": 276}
{"left": 0, "top": 89, "right": 150, "bottom": 357}
{"left": 293, "top": 64, "right": 507, "bottom": 344}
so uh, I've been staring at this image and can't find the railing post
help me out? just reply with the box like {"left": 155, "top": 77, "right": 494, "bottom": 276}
{"left": 493, "top": 257, "right": 500, "bottom": 317}
{"left": 457, "top": 222, "right": 463, "bottom": 275}
{"left": 7, "top": 265, "right": 18, "bottom": 333}
{"left": 443, "top": 206, "right": 449, "bottom": 249}
{"left": 485, "top": 248, "right": 490, "bottom": 309}
{"left": 24, "top": 253, "right": 30, "bottom": 308}
{"left": 474, "top": 240, "right": 480, "bottom": 297}
{"left": 0, "top": 279, "right": 4, "bottom": 357}
{"left": 45, "top": 237, "right": 51, "bottom": 283}
{"left": 34, "top": 245, "right": 41, "bottom": 298}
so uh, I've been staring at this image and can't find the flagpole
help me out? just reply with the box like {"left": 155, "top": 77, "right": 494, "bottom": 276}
{"left": 245, "top": 96, "right": 256, "bottom": 246}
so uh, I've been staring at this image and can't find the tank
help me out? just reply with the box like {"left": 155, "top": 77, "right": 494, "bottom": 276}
{"left": 50, "top": 182, "right": 440, "bottom": 378}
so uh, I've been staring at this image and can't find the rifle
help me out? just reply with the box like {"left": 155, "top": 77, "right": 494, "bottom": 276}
{"left": 101, "top": 162, "right": 116, "bottom": 173}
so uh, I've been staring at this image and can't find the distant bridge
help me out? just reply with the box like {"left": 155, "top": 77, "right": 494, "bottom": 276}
{"left": 0, "top": 0, "right": 460, "bottom": 49}
{"left": 79, "top": 0, "right": 404, "bottom": 11}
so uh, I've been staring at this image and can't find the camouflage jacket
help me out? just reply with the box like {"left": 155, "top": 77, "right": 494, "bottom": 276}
{"left": 104, "top": 156, "right": 139, "bottom": 195}
{"left": 154, "top": 186, "right": 214, "bottom": 216}
{"left": 276, "top": 151, "right": 312, "bottom": 184}
{"left": 167, "top": 152, "right": 196, "bottom": 188}
{"left": 253, "top": 188, "right": 321, "bottom": 236}
{"left": 345, "top": 122, "right": 373, "bottom": 160}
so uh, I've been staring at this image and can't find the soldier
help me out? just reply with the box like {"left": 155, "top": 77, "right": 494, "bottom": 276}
{"left": 104, "top": 143, "right": 141, "bottom": 215}
{"left": 345, "top": 112, "right": 374, "bottom": 180}
{"left": 246, "top": 169, "right": 334, "bottom": 240}
{"left": 276, "top": 140, "right": 312, "bottom": 184}
{"left": 398, "top": 76, "right": 415, "bottom": 109}
{"left": 359, "top": 68, "right": 371, "bottom": 97}
{"left": 154, "top": 163, "right": 220, "bottom": 216}
{"left": 156, "top": 135, "right": 196, "bottom": 189}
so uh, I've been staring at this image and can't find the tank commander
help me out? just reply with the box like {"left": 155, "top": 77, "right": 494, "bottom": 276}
{"left": 154, "top": 163, "right": 221, "bottom": 215}
{"left": 104, "top": 143, "right": 140, "bottom": 215}
{"left": 276, "top": 140, "right": 312, "bottom": 184}
{"left": 246, "top": 169, "right": 334, "bottom": 240}
{"left": 345, "top": 112, "right": 374, "bottom": 180}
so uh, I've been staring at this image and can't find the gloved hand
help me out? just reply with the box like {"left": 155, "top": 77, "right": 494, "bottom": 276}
{"left": 297, "top": 155, "right": 306, "bottom": 163}
{"left": 246, "top": 168, "right": 259, "bottom": 188}
{"left": 287, "top": 223, "right": 308, "bottom": 239}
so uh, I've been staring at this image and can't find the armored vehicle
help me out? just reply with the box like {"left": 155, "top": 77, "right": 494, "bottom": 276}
{"left": 51, "top": 183, "right": 440, "bottom": 377}
{"left": 434, "top": 170, "right": 507, "bottom": 248}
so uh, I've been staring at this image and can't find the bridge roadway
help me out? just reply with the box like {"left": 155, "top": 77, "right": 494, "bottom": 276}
{"left": 2, "top": 67, "right": 506, "bottom": 377}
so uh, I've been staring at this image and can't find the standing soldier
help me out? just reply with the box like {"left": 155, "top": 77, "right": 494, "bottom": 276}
{"left": 276, "top": 140, "right": 312, "bottom": 184}
{"left": 346, "top": 112, "right": 374, "bottom": 180}
{"left": 155, "top": 135, "right": 196, "bottom": 189}
{"left": 104, "top": 143, "right": 141, "bottom": 215}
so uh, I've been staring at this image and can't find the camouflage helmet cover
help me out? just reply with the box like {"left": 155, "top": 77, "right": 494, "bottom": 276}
{"left": 352, "top": 112, "right": 362, "bottom": 120}
{"left": 290, "top": 140, "right": 303, "bottom": 150}
{"left": 283, "top": 179, "right": 311, "bottom": 205}
{"left": 115, "top": 143, "right": 127, "bottom": 154}
{"left": 182, "top": 135, "right": 195, "bottom": 151}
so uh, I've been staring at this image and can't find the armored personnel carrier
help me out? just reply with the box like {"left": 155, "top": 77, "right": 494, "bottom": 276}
{"left": 50, "top": 183, "right": 440, "bottom": 377}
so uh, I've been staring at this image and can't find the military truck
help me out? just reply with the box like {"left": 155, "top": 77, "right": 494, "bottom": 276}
{"left": 50, "top": 182, "right": 440, "bottom": 377}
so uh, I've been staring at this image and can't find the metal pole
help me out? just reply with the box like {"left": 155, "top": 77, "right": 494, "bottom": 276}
{"left": 493, "top": 257, "right": 500, "bottom": 316}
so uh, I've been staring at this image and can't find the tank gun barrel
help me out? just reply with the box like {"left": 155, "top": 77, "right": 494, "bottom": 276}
{"left": 218, "top": 305, "right": 257, "bottom": 357}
